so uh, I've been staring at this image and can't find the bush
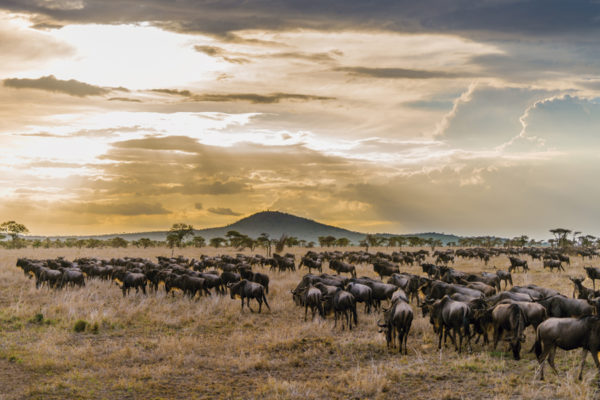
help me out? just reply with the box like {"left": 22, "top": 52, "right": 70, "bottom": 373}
{"left": 73, "top": 319, "right": 88, "bottom": 333}
{"left": 30, "top": 313, "right": 44, "bottom": 324}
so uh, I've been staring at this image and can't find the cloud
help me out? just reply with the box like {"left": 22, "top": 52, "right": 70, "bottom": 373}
{"left": 3, "top": 75, "right": 108, "bottom": 97}
{"left": 150, "top": 88, "right": 335, "bottom": 103}
{"left": 207, "top": 207, "right": 241, "bottom": 216}
{"left": 108, "top": 97, "right": 142, "bottom": 102}
{"left": 3, "top": 0, "right": 599, "bottom": 39}
{"left": 335, "top": 67, "right": 468, "bottom": 79}
{"left": 67, "top": 201, "right": 171, "bottom": 216}
{"left": 193, "top": 45, "right": 250, "bottom": 64}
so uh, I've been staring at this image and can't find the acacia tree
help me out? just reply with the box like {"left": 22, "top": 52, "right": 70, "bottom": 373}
{"left": 209, "top": 237, "right": 226, "bottom": 248}
{"left": 550, "top": 228, "right": 572, "bottom": 248}
{"left": 0, "top": 221, "right": 29, "bottom": 248}
{"left": 256, "top": 233, "right": 272, "bottom": 256}
{"left": 168, "top": 223, "right": 195, "bottom": 249}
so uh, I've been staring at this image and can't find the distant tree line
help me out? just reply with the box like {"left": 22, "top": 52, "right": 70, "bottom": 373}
{"left": 1, "top": 221, "right": 599, "bottom": 251}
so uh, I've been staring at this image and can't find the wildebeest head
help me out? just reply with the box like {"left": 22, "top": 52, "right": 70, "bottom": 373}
{"left": 228, "top": 280, "right": 246, "bottom": 299}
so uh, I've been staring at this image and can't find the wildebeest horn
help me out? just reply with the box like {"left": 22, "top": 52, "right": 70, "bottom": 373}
{"left": 226, "top": 282, "right": 233, "bottom": 288}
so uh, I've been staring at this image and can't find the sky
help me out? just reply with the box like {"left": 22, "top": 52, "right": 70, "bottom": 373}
{"left": 1, "top": 1, "right": 600, "bottom": 239}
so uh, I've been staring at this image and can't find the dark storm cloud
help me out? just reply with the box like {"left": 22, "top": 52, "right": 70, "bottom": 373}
{"left": 336, "top": 67, "right": 468, "bottom": 79}
{"left": 207, "top": 207, "right": 241, "bottom": 216}
{"left": 150, "top": 88, "right": 335, "bottom": 103}
{"left": 4, "top": 75, "right": 108, "bottom": 97}
{"left": 3, "top": 0, "right": 599, "bottom": 38}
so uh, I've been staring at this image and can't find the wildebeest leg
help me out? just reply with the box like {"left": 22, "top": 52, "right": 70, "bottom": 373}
{"left": 578, "top": 348, "right": 588, "bottom": 380}
{"left": 247, "top": 297, "right": 255, "bottom": 313}
{"left": 142, "top": 284, "right": 146, "bottom": 295}
{"left": 547, "top": 346, "right": 559, "bottom": 376}
{"left": 240, "top": 297, "right": 244, "bottom": 311}
{"left": 334, "top": 310, "right": 338, "bottom": 329}
{"left": 437, "top": 326, "right": 444, "bottom": 350}
{"left": 257, "top": 297, "right": 263, "bottom": 313}
{"left": 262, "top": 293, "right": 270, "bottom": 311}
{"left": 305, "top": 305, "right": 309, "bottom": 321}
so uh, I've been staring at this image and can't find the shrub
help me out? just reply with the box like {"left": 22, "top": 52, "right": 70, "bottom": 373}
{"left": 73, "top": 319, "right": 88, "bottom": 333}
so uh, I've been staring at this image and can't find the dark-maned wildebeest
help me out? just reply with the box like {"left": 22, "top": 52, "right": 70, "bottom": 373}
{"left": 329, "top": 259, "right": 357, "bottom": 278}
{"left": 569, "top": 276, "right": 600, "bottom": 299}
{"left": 59, "top": 269, "right": 85, "bottom": 288}
{"left": 543, "top": 259, "right": 564, "bottom": 272}
{"left": 378, "top": 298, "right": 413, "bottom": 354}
{"left": 228, "top": 279, "right": 270, "bottom": 313}
{"left": 537, "top": 294, "right": 594, "bottom": 318}
{"left": 491, "top": 303, "right": 527, "bottom": 360}
{"left": 424, "top": 295, "right": 471, "bottom": 353}
{"left": 114, "top": 271, "right": 147, "bottom": 297}
{"left": 240, "top": 269, "right": 270, "bottom": 294}
{"left": 292, "top": 285, "right": 324, "bottom": 320}
{"left": 534, "top": 316, "right": 600, "bottom": 380}
{"left": 497, "top": 300, "right": 547, "bottom": 331}
{"left": 346, "top": 282, "right": 373, "bottom": 313}
{"left": 508, "top": 257, "right": 528, "bottom": 273}
{"left": 494, "top": 270, "right": 513, "bottom": 289}
{"left": 323, "top": 289, "right": 358, "bottom": 330}
{"left": 585, "top": 266, "right": 600, "bottom": 290}
{"left": 421, "top": 263, "right": 439, "bottom": 279}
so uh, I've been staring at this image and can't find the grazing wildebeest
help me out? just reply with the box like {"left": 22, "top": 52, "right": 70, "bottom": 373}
{"left": 228, "top": 279, "right": 270, "bottom": 313}
{"left": 585, "top": 266, "right": 600, "bottom": 290}
{"left": 346, "top": 282, "right": 373, "bottom": 313}
{"left": 59, "top": 269, "right": 85, "bottom": 288}
{"left": 508, "top": 257, "right": 528, "bottom": 273}
{"left": 491, "top": 303, "right": 527, "bottom": 360}
{"left": 292, "top": 285, "right": 324, "bottom": 320}
{"left": 497, "top": 300, "right": 547, "bottom": 331}
{"left": 534, "top": 316, "right": 600, "bottom": 380}
{"left": 543, "top": 259, "right": 564, "bottom": 272}
{"left": 423, "top": 295, "right": 471, "bottom": 353}
{"left": 373, "top": 260, "right": 399, "bottom": 279}
{"left": 494, "top": 269, "right": 513, "bottom": 289}
{"left": 378, "top": 298, "right": 413, "bottom": 354}
{"left": 487, "top": 291, "right": 534, "bottom": 306}
{"left": 329, "top": 259, "right": 357, "bottom": 278}
{"left": 114, "top": 271, "right": 147, "bottom": 297}
{"left": 323, "top": 289, "right": 358, "bottom": 330}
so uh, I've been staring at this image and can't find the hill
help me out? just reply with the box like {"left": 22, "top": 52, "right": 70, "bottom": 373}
{"left": 27, "top": 211, "right": 462, "bottom": 245}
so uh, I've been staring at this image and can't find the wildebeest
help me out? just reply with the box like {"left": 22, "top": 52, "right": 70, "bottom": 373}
{"left": 228, "top": 279, "right": 270, "bottom": 313}
{"left": 346, "top": 282, "right": 373, "bottom": 313}
{"left": 113, "top": 270, "right": 147, "bottom": 297}
{"left": 423, "top": 295, "right": 471, "bottom": 353}
{"left": 292, "top": 285, "right": 324, "bottom": 320}
{"left": 569, "top": 276, "right": 600, "bottom": 299}
{"left": 534, "top": 316, "right": 600, "bottom": 380}
{"left": 239, "top": 269, "right": 270, "bottom": 294}
{"left": 378, "top": 297, "right": 413, "bottom": 354}
{"left": 323, "top": 289, "right": 358, "bottom": 330}
{"left": 373, "top": 260, "right": 399, "bottom": 279}
{"left": 584, "top": 266, "right": 600, "bottom": 290}
{"left": 59, "top": 269, "right": 85, "bottom": 288}
{"left": 537, "top": 294, "right": 594, "bottom": 318}
{"left": 494, "top": 269, "right": 513, "bottom": 289}
{"left": 508, "top": 257, "right": 528, "bottom": 273}
{"left": 329, "top": 259, "right": 357, "bottom": 278}
{"left": 543, "top": 259, "right": 564, "bottom": 272}
{"left": 490, "top": 303, "right": 527, "bottom": 360}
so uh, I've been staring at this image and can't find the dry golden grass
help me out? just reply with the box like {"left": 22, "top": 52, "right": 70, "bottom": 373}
{"left": 1, "top": 246, "right": 600, "bottom": 399}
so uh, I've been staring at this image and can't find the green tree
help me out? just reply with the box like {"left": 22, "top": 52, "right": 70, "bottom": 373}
{"left": 190, "top": 235, "right": 206, "bottom": 248}
{"left": 209, "top": 237, "right": 226, "bottom": 248}
{"left": 318, "top": 235, "right": 336, "bottom": 247}
{"left": 108, "top": 237, "right": 128, "bottom": 248}
{"left": 168, "top": 223, "right": 195, "bottom": 249}
{"left": 256, "top": 233, "right": 272, "bottom": 256}
{"left": 335, "top": 237, "right": 350, "bottom": 247}
{"left": 0, "top": 221, "right": 29, "bottom": 248}
{"left": 550, "top": 228, "right": 572, "bottom": 248}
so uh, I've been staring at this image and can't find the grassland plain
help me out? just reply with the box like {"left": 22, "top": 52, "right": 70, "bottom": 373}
{"left": 0, "top": 247, "right": 599, "bottom": 400}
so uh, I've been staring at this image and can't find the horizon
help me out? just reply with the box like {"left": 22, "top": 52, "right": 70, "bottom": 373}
{"left": 2, "top": 2, "right": 600, "bottom": 238}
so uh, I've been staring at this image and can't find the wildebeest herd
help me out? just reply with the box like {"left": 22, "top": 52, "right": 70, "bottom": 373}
{"left": 14, "top": 245, "right": 600, "bottom": 382}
